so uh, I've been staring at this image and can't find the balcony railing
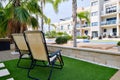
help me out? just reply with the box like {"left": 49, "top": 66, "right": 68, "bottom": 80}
{"left": 81, "top": 24, "right": 90, "bottom": 28}
{"left": 76, "top": 24, "right": 90, "bottom": 28}
{"left": 101, "top": 20, "right": 116, "bottom": 25}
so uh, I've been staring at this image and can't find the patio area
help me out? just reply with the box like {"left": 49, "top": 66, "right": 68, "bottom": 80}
{"left": 0, "top": 49, "right": 118, "bottom": 80}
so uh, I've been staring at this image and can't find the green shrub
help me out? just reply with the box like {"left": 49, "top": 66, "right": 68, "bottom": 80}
{"left": 45, "top": 31, "right": 57, "bottom": 38}
{"left": 55, "top": 36, "right": 68, "bottom": 44}
{"left": 82, "top": 36, "right": 88, "bottom": 39}
{"left": 117, "top": 41, "right": 120, "bottom": 46}
{"left": 77, "top": 36, "right": 88, "bottom": 39}
{"left": 57, "top": 32, "right": 64, "bottom": 36}
{"left": 64, "top": 35, "right": 72, "bottom": 40}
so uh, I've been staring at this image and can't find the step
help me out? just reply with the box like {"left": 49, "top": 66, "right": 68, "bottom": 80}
{"left": 0, "top": 63, "right": 5, "bottom": 68}
{"left": 110, "top": 70, "right": 120, "bottom": 80}
{"left": 7, "top": 78, "right": 14, "bottom": 80}
{"left": 0, "top": 69, "right": 10, "bottom": 77}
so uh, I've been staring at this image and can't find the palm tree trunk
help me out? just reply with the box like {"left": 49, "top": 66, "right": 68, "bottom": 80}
{"left": 41, "top": 1, "right": 44, "bottom": 31}
{"left": 13, "top": 0, "right": 27, "bottom": 33}
{"left": 48, "top": 25, "right": 50, "bottom": 33}
{"left": 72, "top": 0, "right": 77, "bottom": 47}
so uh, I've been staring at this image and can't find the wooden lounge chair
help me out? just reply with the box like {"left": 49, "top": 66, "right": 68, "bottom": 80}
{"left": 12, "top": 33, "right": 31, "bottom": 69}
{"left": 24, "top": 31, "right": 64, "bottom": 80}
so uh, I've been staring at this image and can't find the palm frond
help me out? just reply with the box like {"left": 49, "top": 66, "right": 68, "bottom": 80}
{"left": 26, "top": 0, "right": 42, "bottom": 15}
{"left": 51, "top": 24, "right": 57, "bottom": 28}
{"left": 14, "top": 7, "right": 30, "bottom": 23}
{"left": 30, "top": 16, "right": 39, "bottom": 28}
{"left": 0, "top": 19, "right": 9, "bottom": 33}
{"left": 0, "top": 2, "right": 3, "bottom": 9}
{"left": 4, "top": 6, "right": 14, "bottom": 19}
{"left": 77, "top": 11, "right": 90, "bottom": 24}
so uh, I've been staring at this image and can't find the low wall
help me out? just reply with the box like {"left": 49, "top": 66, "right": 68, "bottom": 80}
{"left": 47, "top": 44, "right": 120, "bottom": 69}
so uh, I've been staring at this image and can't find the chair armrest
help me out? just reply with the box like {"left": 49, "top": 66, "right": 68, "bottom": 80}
{"left": 49, "top": 50, "right": 62, "bottom": 58}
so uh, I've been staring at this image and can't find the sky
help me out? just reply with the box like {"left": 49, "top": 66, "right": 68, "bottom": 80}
{"left": 44, "top": 0, "right": 90, "bottom": 23}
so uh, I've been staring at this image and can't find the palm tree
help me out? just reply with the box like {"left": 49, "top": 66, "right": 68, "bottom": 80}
{"left": 0, "top": 0, "right": 42, "bottom": 38}
{"left": 77, "top": 11, "right": 90, "bottom": 36}
{"left": 72, "top": 0, "right": 77, "bottom": 47}
{"left": 40, "top": 0, "right": 67, "bottom": 31}
{"left": 45, "top": 17, "right": 57, "bottom": 32}
{"left": 0, "top": 0, "right": 66, "bottom": 38}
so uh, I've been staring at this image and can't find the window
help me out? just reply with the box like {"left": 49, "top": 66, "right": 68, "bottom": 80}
{"left": 76, "top": 23, "right": 80, "bottom": 28}
{"left": 106, "top": 6, "right": 117, "bottom": 13}
{"left": 103, "top": 29, "right": 107, "bottom": 32}
{"left": 85, "top": 30, "right": 88, "bottom": 35}
{"left": 67, "top": 25, "right": 70, "bottom": 30}
{"left": 76, "top": 31, "right": 80, "bottom": 36}
{"left": 91, "top": 11, "right": 98, "bottom": 16}
{"left": 107, "top": 17, "right": 116, "bottom": 21}
{"left": 112, "top": 28, "right": 117, "bottom": 36}
{"left": 92, "top": 31, "right": 98, "bottom": 37}
{"left": 91, "top": 22, "right": 98, "bottom": 26}
{"left": 61, "top": 26, "right": 63, "bottom": 30}
{"left": 106, "top": 17, "right": 116, "bottom": 24}
{"left": 91, "top": 1, "right": 98, "bottom": 6}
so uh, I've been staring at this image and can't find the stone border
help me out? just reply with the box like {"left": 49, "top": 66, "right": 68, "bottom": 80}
{"left": 47, "top": 44, "right": 120, "bottom": 69}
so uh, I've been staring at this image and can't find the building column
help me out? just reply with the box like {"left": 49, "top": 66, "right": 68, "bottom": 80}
{"left": 117, "top": 25, "right": 120, "bottom": 36}
{"left": 117, "top": 1, "right": 120, "bottom": 36}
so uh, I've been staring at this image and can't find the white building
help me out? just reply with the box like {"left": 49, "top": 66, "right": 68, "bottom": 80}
{"left": 55, "top": 0, "right": 120, "bottom": 38}
{"left": 54, "top": 7, "right": 90, "bottom": 36}
{"left": 90, "top": 0, "right": 120, "bottom": 38}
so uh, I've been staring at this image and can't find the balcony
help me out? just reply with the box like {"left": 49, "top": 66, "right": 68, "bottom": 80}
{"left": 82, "top": 24, "right": 89, "bottom": 27}
{"left": 101, "top": 20, "right": 116, "bottom": 26}
{"left": 76, "top": 24, "right": 90, "bottom": 29}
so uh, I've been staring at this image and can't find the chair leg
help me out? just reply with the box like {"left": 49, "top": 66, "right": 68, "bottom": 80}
{"left": 17, "top": 54, "right": 32, "bottom": 69}
{"left": 48, "top": 62, "right": 55, "bottom": 80}
{"left": 27, "top": 60, "right": 39, "bottom": 80}
{"left": 53, "top": 55, "right": 64, "bottom": 69}
{"left": 17, "top": 54, "right": 22, "bottom": 68}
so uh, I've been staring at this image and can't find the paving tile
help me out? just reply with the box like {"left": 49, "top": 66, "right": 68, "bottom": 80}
{"left": 0, "top": 63, "right": 5, "bottom": 68}
{"left": 0, "top": 69, "right": 10, "bottom": 77}
{"left": 6, "top": 78, "right": 14, "bottom": 80}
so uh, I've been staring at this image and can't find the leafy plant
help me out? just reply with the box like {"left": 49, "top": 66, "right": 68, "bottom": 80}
{"left": 45, "top": 31, "right": 57, "bottom": 38}
{"left": 55, "top": 36, "right": 68, "bottom": 44}
{"left": 77, "top": 36, "right": 88, "bottom": 39}
{"left": 57, "top": 32, "right": 64, "bottom": 36}
{"left": 64, "top": 35, "right": 72, "bottom": 40}
{"left": 117, "top": 41, "right": 120, "bottom": 46}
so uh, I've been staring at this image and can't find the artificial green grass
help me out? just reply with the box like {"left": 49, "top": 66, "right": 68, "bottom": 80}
{"left": 0, "top": 56, "right": 118, "bottom": 80}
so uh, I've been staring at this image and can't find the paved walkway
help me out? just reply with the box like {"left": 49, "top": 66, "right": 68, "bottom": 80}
{"left": 0, "top": 50, "right": 19, "bottom": 62}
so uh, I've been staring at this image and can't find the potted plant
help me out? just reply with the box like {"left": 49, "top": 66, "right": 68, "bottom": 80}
{"left": 117, "top": 41, "right": 120, "bottom": 51}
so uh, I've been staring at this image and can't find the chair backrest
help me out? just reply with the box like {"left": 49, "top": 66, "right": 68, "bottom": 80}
{"left": 24, "top": 31, "right": 49, "bottom": 62}
{"left": 12, "top": 33, "right": 28, "bottom": 51}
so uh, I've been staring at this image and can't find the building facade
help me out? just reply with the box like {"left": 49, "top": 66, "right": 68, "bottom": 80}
{"left": 54, "top": 7, "right": 90, "bottom": 36}
{"left": 90, "top": 0, "right": 120, "bottom": 38}
{"left": 55, "top": 0, "right": 120, "bottom": 38}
